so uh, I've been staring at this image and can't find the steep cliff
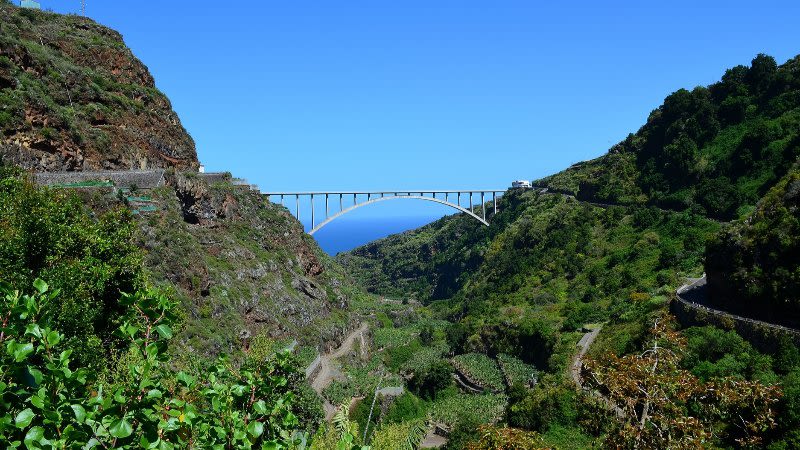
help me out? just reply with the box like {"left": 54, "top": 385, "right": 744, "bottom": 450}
{"left": 138, "top": 172, "right": 367, "bottom": 355}
{"left": 0, "top": 5, "right": 198, "bottom": 171}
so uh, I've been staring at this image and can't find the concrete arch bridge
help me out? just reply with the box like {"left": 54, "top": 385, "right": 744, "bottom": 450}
{"left": 264, "top": 190, "right": 505, "bottom": 235}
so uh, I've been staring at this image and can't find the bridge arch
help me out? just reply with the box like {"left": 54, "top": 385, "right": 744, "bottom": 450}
{"left": 308, "top": 194, "right": 488, "bottom": 235}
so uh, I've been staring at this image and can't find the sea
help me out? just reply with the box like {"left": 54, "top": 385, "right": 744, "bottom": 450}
{"left": 309, "top": 216, "right": 441, "bottom": 255}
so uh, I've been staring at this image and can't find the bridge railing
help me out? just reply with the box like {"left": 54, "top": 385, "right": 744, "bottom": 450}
{"left": 263, "top": 190, "right": 506, "bottom": 234}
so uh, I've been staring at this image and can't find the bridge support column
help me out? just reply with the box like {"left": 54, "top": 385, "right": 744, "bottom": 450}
{"left": 481, "top": 192, "right": 486, "bottom": 221}
{"left": 353, "top": 193, "right": 357, "bottom": 206}
{"left": 493, "top": 192, "right": 497, "bottom": 215}
{"left": 340, "top": 194, "right": 343, "bottom": 212}
{"left": 296, "top": 195, "right": 300, "bottom": 220}
{"left": 280, "top": 194, "right": 284, "bottom": 206}
{"left": 311, "top": 194, "right": 315, "bottom": 229}
{"left": 325, "top": 194, "right": 329, "bottom": 218}
{"left": 469, "top": 192, "right": 473, "bottom": 211}
{"left": 457, "top": 192, "right": 461, "bottom": 207}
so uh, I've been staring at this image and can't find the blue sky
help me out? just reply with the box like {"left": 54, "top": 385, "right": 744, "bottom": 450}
{"left": 32, "top": 0, "right": 800, "bottom": 230}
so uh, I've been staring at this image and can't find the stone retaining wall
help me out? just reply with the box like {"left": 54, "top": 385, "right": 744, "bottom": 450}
{"left": 197, "top": 172, "right": 232, "bottom": 185}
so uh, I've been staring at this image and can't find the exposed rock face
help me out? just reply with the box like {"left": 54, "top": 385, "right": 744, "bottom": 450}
{"left": 0, "top": 6, "right": 198, "bottom": 171}
{"left": 129, "top": 172, "right": 357, "bottom": 356}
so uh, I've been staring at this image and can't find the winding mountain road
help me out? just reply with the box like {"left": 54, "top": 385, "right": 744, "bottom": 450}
{"left": 309, "top": 322, "right": 369, "bottom": 419}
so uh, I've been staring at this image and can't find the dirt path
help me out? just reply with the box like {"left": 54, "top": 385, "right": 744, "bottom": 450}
{"left": 421, "top": 432, "right": 448, "bottom": 448}
{"left": 571, "top": 324, "right": 626, "bottom": 418}
{"left": 570, "top": 325, "right": 602, "bottom": 388}
{"left": 309, "top": 322, "right": 369, "bottom": 419}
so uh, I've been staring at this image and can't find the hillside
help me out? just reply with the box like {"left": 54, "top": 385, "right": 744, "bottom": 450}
{"left": 705, "top": 164, "right": 800, "bottom": 328}
{"left": 537, "top": 54, "right": 800, "bottom": 221}
{"left": 0, "top": 4, "right": 198, "bottom": 171}
{"left": 338, "top": 54, "right": 800, "bottom": 447}
{"left": 340, "top": 53, "right": 800, "bottom": 313}
{"left": 135, "top": 171, "right": 369, "bottom": 356}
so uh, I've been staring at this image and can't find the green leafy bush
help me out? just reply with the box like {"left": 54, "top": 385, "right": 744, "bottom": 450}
{"left": 0, "top": 280, "right": 309, "bottom": 448}
{"left": 408, "top": 360, "right": 453, "bottom": 400}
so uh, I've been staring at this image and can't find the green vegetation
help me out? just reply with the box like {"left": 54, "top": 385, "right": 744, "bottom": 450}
{"left": 451, "top": 354, "right": 504, "bottom": 392}
{"left": 0, "top": 280, "right": 314, "bottom": 448}
{"left": 0, "top": 166, "right": 143, "bottom": 371}
{"left": 428, "top": 391, "right": 508, "bottom": 428}
{"left": 496, "top": 354, "right": 537, "bottom": 388}
{"left": 339, "top": 53, "right": 800, "bottom": 448}
{"left": 537, "top": 54, "right": 800, "bottom": 221}
{"left": 705, "top": 165, "right": 800, "bottom": 327}
{"left": 407, "top": 360, "right": 453, "bottom": 400}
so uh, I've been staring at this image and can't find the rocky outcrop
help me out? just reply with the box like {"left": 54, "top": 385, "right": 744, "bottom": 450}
{"left": 0, "top": 6, "right": 198, "bottom": 171}
{"left": 130, "top": 172, "right": 357, "bottom": 356}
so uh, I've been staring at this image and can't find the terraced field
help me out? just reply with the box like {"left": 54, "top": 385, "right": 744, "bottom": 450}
{"left": 497, "top": 353, "right": 538, "bottom": 388}
{"left": 451, "top": 353, "right": 505, "bottom": 392}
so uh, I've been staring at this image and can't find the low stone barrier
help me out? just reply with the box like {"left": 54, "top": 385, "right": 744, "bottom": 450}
{"left": 671, "top": 293, "right": 800, "bottom": 354}
{"left": 305, "top": 354, "right": 322, "bottom": 379}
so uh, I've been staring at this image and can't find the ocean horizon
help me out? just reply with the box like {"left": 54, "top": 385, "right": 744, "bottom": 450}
{"left": 310, "top": 215, "right": 442, "bottom": 255}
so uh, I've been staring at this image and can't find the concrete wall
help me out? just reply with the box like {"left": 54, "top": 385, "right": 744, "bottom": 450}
{"left": 35, "top": 170, "right": 166, "bottom": 189}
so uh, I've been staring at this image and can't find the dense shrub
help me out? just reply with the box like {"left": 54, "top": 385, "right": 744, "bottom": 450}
{"left": 505, "top": 382, "right": 578, "bottom": 432}
{"left": 682, "top": 326, "right": 775, "bottom": 381}
{"left": 0, "top": 169, "right": 143, "bottom": 371}
{"left": 408, "top": 360, "right": 453, "bottom": 400}
{"left": 705, "top": 167, "right": 800, "bottom": 327}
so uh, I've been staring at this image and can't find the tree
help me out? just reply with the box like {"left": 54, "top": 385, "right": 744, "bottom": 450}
{"left": 663, "top": 134, "right": 698, "bottom": 175}
{"left": 465, "top": 425, "right": 545, "bottom": 450}
{"left": 0, "top": 170, "right": 143, "bottom": 370}
{"left": 409, "top": 361, "right": 452, "bottom": 400}
{"left": 583, "top": 315, "right": 780, "bottom": 448}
